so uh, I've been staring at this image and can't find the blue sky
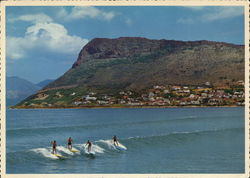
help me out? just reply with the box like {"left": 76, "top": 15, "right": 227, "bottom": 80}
{"left": 6, "top": 6, "right": 244, "bottom": 83}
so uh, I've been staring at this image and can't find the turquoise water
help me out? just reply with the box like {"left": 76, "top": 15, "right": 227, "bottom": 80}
{"left": 6, "top": 107, "right": 244, "bottom": 173}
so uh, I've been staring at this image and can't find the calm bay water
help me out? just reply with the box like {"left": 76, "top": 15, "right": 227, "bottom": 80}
{"left": 6, "top": 107, "right": 244, "bottom": 173}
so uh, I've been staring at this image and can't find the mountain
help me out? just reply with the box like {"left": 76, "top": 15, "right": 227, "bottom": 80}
{"left": 6, "top": 77, "right": 54, "bottom": 106}
{"left": 46, "top": 37, "right": 244, "bottom": 90}
{"left": 6, "top": 76, "right": 41, "bottom": 106}
{"left": 15, "top": 37, "right": 244, "bottom": 108}
{"left": 36, "top": 79, "right": 54, "bottom": 88}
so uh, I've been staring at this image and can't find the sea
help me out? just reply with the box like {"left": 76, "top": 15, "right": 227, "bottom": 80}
{"left": 6, "top": 107, "right": 245, "bottom": 173}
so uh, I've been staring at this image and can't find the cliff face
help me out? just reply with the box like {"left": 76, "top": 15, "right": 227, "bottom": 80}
{"left": 45, "top": 37, "right": 244, "bottom": 91}
{"left": 72, "top": 37, "right": 176, "bottom": 67}
{"left": 72, "top": 37, "right": 242, "bottom": 68}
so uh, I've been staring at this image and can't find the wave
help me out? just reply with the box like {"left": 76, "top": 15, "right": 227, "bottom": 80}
{"left": 7, "top": 127, "right": 242, "bottom": 162}
{"left": 9, "top": 143, "right": 105, "bottom": 161}
{"left": 96, "top": 139, "right": 127, "bottom": 151}
{"left": 7, "top": 140, "right": 120, "bottom": 162}
{"left": 31, "top": 148, "right": 59, "bottom": 160}
{"left": 79, "top": 143, "right": 105, "bottom": 154}
{"left": 56, "top": 146, "right": 76, "bottom": 155}
{"left": 30, "top": 145, "right": 82, "bottom": 160}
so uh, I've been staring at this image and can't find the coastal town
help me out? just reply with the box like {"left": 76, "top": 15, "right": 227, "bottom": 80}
{"left": 17, "top": 80, "right": 244, "bottom": 108}
{"left": 69, "top": 80, "right": 245, "bottom": 108}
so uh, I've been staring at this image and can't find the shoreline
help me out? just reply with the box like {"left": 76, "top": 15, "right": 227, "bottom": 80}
{"left": 9, "top": 105, "right": 244, "bottom": 110}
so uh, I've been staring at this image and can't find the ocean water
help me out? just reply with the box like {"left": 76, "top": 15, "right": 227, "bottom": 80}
{"left": 6, "top": 107, "right": 244, "bottom": 173}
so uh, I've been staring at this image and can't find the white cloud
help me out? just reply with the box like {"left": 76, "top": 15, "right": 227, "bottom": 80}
{"left": 178, "top": 6, "right": 244, "bottom": 24}
{"left": 58, "top": 6, "right": 116, "bottom": 21}
{"left": 9, "top": 13, "right": 53, "bottom": 23}
{"left": 56, "top": 7, "right": 68, "bottom": 19}
{"left": 201, "top": 7, "right": 244, "bottom": 22}
{"left": 7, "top": 37, "right": 27, "bottom": 59}
{"left": 125, "top": 18, "right": 133, "bottom": 25}
{"left": 7, "top": 13, "right": 89, "bottom": 60}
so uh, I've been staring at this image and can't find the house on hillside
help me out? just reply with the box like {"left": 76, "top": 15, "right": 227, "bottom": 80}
{"left": 236, "top": 80, "right": 244, "bottom": 86}
{"left": 35, "top": 93, "right": 49, "bottom": 100}
{"left": 164, "top": 89, "right": 170, "bottom": 94}
{"left": 97, "top": 100, "right": 109, "bottom": 105}
{"left": 205, "top": 81, "right": 211, "bottom": 86}
{"left": 148, "top": 92, "right": 155, "bottom": 97}
{"left": 55, "top": 92, "right": 63, "bottom": 98}
{"left": 73, "top": 101, "right": 82, "bottom": 105}
{"left": 84, "top": 95, "right": 97, "bottom": 101}
{"left": 172, "top": 86, "right": 181, "bottom": 90}
{"left": 89, "top": 92, "right": 96, "bottom": 96}
{"left": 153, "top": 85, "right": 165, "bottom": 90}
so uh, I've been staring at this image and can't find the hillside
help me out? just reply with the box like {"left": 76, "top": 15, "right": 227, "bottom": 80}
{"left": 46, "top": 37, "right": 244, "bottom": 90}
{"left": 7, "top": 77, "right": 55, "bottom": 106}
{"left": 36, "top": 79, "right": 54, "bottom": 88}
{"left": 7, "top": 76, "right": 41, "bottom": 106}
{"left": 14, "top": 37, "right": 244, "bottom": 108}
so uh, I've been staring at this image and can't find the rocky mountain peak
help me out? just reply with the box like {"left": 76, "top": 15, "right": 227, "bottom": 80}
{"left": 72, "top": 37, "right": 243, "bottom": 68}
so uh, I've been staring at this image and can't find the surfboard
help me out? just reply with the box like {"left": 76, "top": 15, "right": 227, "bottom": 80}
{"left": 84, "top": 145, "right": 95, "bottom": 156}
{"left": 69, "top": 149, "right": 79, "bottom": 153}
{"left": 85, "top": 151, "right": 95, "bottom": 157}
{"left": 114, "top": 144, "right": 127, "bottom": 151}
{"left": 52, "top": 153, "right": 66, "bottom": 159}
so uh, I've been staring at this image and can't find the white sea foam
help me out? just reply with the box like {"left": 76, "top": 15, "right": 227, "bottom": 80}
{"left": 31, "top": 148, "right": 58, "bottom": 160}
{"left": 92, "top": 144, "right": 105, "bottom": 153}
{"left": 76, "top": 143, "right": 104, "bottom": 154}
{"left": 98, "top": 139, "right": 127, "bottom": 150}
{"left": 57, "top": 146, "right": 74, "bottom": 155}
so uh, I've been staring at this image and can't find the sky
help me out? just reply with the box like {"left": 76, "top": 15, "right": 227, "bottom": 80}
{"left": 6, "top": 6, "right": 245, "bottom": 83}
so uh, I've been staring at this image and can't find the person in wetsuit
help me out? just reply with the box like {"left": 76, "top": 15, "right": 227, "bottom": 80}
{"left": 113, "top": 135, "right": 119, "bottom": 146}
{"left": 67, "top": 137, "right": 73, "bottom": 150}
{"left": 51, "top": 140, "right": 57, "bottom": 154}
{"left": 85, "top": 140, "right": 92, "bottom": 152}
